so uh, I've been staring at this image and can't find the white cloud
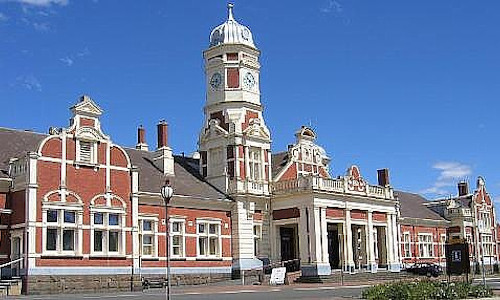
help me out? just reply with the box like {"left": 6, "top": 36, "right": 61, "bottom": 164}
{"left": 10, "top": 0, "right": 68, "bottom": 6}
{"left": 17, "top": 74, "right": 42, "bottom": 91}
{"left": 421, "top": 161, "right": 472, "bottom": 197}
{"left": 60, "top": 56, "right": 73, "bottom": 66}
{"left": 321, "top": 0, "right": 343, "bottom": 14}
{"left": 32, "top": 21, "right": 49, "bottom": 31}
{"left": 0, "top": 13, "right": 8, "bottom": 22}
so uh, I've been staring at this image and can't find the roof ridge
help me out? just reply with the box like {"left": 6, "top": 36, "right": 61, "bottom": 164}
{"left": 0, "top": 126, "right": 48, "bottom": 136}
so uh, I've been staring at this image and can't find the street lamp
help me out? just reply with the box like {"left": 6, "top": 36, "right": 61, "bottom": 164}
{"left": 161, "top": 180, "right": 174, "bottom": 300}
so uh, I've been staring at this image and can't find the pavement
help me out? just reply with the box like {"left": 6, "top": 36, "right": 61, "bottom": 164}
{"left": 7, "top": 283, "right": 370, "bottom": 300}
{"left": 6, "top": 275, "right": 500, "bottom": 299}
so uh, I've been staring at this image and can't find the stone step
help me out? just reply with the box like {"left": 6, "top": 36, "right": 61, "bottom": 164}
{"left": 0, "top": 278, "right": 23, "bottom": 296}
{"left": 296, "top": 271, "right": 415, "bottom": 284}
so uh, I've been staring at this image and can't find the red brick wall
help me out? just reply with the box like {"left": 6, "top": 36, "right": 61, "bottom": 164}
{"left": 80, "top": 118, "right": 95, "bottom": 127}
{"left": 241, "top": 110, "right": 258, "bottom": 131}
{"left": 350, "top": 210, "right": 367, "bottom": 220}
{"left": 41, "top": 137, "right": 61, "bottom": 158}
{"left": 138, "top": 205, "right": 232, "bottom": 267}
{"left": 373, "top": 212, "right": 387, "bottom": 222}
{"left": 326, "top": 207, "right": 344, "bottom": 219}
{"left": 9, "top": 190, "right": 26, "bottom": 225}
{"left": 400, "top": 224, "right": 447, "bottom": 264}
{"left": 227, "top": 68, "right": 239, "bottom": 88}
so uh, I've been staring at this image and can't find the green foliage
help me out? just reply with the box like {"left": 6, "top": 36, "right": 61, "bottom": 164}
{"left": 362, "top": 280, "right": 493, "bottom": 300}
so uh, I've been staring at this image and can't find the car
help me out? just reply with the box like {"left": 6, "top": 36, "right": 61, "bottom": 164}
{"left": 406, "top": 263, "right": 443, "bottom": 277}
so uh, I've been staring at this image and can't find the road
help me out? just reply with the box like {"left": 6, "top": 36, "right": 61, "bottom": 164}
{"left": 8, "top": 284, "right": 368, "bottom": 300}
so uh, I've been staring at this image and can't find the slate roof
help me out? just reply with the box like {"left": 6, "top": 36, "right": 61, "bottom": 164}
{"left": 0, "top": 127, "right": 47, "bottom": 173}
{"left": 271, "top": 151, "right": 288, "bottom": 179}
{"left": 395, "top": 191, "right": 447, "bottom": 221}
{"left": 124, "top": 148, "right": 228, "bottom": 200}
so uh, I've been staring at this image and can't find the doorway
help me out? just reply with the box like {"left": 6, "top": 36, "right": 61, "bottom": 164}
{"left": 327, "top": 224, "right": 341, "bottom": 269}
{"left": 280, "top": 226, "right": 299, "bottom": 272}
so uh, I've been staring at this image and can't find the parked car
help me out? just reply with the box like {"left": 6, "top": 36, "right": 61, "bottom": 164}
{"left": 406, "top": 263, "right": 442, "bottom": 277}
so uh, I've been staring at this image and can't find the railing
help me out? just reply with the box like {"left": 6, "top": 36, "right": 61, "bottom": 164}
{"left": 447, "top": 208, "right": 472, "bottom": 218}
{"left": 0, "top": 256, "right": 24, "bottom": 278}
{"left": 272, "top": 175, "right": 393, "bottom": 200}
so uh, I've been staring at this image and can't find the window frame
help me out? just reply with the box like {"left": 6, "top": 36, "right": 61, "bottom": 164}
{"left": 402, "top": 232, "right": 412, "bottom": 258}
{"left": 417, "top": 233, "right": 433, "bottom": 258}
{"left": 139, "top": 216, "right": 158, "bottom": 258}
{"left": 170, "top": 218, "right": 186, "bottom": 258}
{"left": 42, "top": 206, "right": 82, "bottom": 256}
{"left": 196, "top": 219, "right": 222, "bottom": 258}
{"left": 90, "top": 209, "right": 125, "bottom": 256}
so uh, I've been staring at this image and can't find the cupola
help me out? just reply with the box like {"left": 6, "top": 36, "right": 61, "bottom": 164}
{"left": 209, "top": 3, "right": 256, "bottom": 48}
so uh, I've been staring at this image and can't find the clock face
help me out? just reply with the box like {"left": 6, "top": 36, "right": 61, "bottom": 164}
{"left": 243, "top": 72, "right": 255, "bottom": 89}
{"left": 241, "top": 28, "right": 250, "bottom": 41}
{"left": 210, "top": 72, "right": 222, "bottom": 90}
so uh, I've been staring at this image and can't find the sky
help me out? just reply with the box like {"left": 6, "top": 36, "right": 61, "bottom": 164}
{"left": 1, "top": 1, "right": 499, "bottom": 212}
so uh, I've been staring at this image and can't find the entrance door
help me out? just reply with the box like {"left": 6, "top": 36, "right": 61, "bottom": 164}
{"left": 328, "top": 226, "right": 340, "bottom": 269}
{"left": 280, "top": 227, "right": 298, "bottom": 271}
{"left": 280, "top": 227, "right": 296, "bottom": 262}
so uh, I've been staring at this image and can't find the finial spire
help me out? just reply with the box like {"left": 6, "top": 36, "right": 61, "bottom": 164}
{"left": 227, "top": 3, "right": 234, "bottom": 21}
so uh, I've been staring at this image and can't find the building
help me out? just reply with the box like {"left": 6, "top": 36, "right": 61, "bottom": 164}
{"left": 0, "top": 4, "right": 498, "bottom": 294}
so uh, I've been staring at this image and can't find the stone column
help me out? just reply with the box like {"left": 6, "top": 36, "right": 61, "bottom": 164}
{"left": 345, "top": 208, "right": 355, "bottom": 272}
{"left": 391, "top": 213, "right": 401, "bottom": 271}
{"left": 26, "top": 152, "right": 38, "bottom": 276}
{"left": 367, "top": 211, "right": 377, "bottom": 272}
{"left": 321, "top": 208, "right": 329, "bottom": 264}
{"left": 231, "top": 199, "right": 262, "bottom": 277}
{"left": 386, "top": 213, "right": 395, "bottom": 271}
{"left": 299, "top": 206, "right": 330, "bottom": 276}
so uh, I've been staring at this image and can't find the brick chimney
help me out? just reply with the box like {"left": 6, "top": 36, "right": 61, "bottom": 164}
{"left": 377, "top": 169, "right": 390, "bottom": 186}
{"left": 458, "top": 181, "right": 469, "bottom": 196}
{"left": 135, "top": 125, "right": 148, "bottom": 151}
{"left": 154, "top": 120, "right": 174, "bottom": 176}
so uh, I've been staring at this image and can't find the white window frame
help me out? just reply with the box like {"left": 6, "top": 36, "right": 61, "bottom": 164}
{"left": 139, "top": 216, "right": 158, "bottom": 258}
{"left": 196, "top": 219, "right": 222, "bottom": 258}
{"left": 76, "top": 139, "right": 98, "bottom": 165}
{"left": 42, "top": 206, "right": 82, "bottom": 256}
{"left": 440, "top": 234, "right": 446, "bottom": 258}
{"left": 402, "top": 232, "right": 412, "bottom": 258}
{"left": 248, "top": 147, "right": 262, "bottom": 181}
{"left": 482, "top": 234, "right": 493, "bottom": 257}
{"left": 90, "top": 209, "right": 125, "bottom": 256}
{"left": 417, "top": 233, "right": 433, "bottom": 258}
{"left": 253, "top": 223, "right": 262, "bottom": 257}
{"left": 170, "top": 218, "right": 186, "bottom": 258}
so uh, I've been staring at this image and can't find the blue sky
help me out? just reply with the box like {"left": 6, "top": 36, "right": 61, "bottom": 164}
{"left": 1, "top": 1, "right": 499, "bottom": 209}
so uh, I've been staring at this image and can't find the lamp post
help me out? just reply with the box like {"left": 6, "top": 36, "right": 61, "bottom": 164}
{"left": 161, "top": 180, "right": 174, "bottom": 300}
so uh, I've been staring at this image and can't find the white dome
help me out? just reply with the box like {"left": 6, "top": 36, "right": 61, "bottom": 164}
{"left": 209, "top": 4, "right": 256, "bottom": 48}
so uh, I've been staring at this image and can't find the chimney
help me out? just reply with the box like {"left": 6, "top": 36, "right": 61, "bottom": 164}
{"left": 458, "top": 181, "right": 469, "bottom": 196}
{"left": 377, "top": 169, "right": 390, "bottom": 186}
{"left": 157, "top": 120, "right": 168, "bottom": 149}
{"left": 135, "top": 125, "right": 149, "bottom": 151}
{"left": 154, "top": 120, "right": 174, "bottom": 176}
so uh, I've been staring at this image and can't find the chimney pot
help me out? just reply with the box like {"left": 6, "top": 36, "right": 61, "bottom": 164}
{"left": 377, "top": 169, "right": 390, "bottom": 186}
{"left": 458, "top": 181, "right": 469, "bottom": 196}
{"left": 135, "top": 125, "right": 149, "bottom": 151}
{"left": 157, "top": 120, "right": 168, "bottom": 149}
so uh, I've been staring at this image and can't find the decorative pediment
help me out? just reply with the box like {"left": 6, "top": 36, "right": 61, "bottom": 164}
{"left": 346, "top": 165, "right": 366, "bottom": 192}
{"left": 71, "top": 95, "right": 103, "bottom": 117}
{"left": 200, "top": 119, "right": 229, "bottom": 142}
{"left": 242, "top": 118, "right": 270, "bottom": 139}
{"left": 75, "top": 126, "right": 107, "bottom": 141}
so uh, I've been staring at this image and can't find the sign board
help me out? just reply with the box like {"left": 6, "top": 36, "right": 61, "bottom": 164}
{"left": 269, "top": 267, "right": 286, "bottom": 285}
{"left": 446, "top": 242, "right": 470, "bottom": 275}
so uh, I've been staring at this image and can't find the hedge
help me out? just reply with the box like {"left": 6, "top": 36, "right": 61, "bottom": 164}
{"left": 362, "top": 280, "right": 493, "bottom": 300}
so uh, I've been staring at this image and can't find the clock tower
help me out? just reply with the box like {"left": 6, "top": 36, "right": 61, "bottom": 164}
{"left": 198, "top": 4, "right": 271, "bottom": 276}
{"left": 199, "top": 3, "right": 271, "bottom": 196}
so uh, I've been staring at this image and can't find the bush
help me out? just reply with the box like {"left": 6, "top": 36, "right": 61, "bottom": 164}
{"left": 362, "top": 280, "right": 493, "bottom": 300}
